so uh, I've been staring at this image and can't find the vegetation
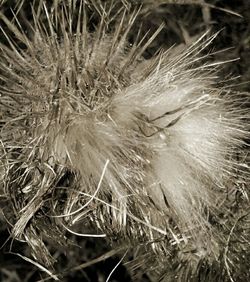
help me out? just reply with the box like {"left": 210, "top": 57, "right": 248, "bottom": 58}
{"left": 0, "top": 1, "right": 249, "bottom": 281}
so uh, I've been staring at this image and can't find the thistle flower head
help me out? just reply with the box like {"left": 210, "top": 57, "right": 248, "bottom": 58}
{"left": 0, "top": 1, "right": 249, "bottom": 280}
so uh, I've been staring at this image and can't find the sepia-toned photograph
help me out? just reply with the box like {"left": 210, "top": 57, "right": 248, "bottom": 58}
{"left": 0, "top": 1, "right": 249, "bottom": 281}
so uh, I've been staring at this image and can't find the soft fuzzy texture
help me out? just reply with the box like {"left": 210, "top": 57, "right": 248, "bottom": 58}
{"left": 0, "top": 1, "right": 249, "bottom": 281}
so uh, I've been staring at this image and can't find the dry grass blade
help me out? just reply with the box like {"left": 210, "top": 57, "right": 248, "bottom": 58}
{"left": 9, "top": 253, "right": 59, "bottom": 281}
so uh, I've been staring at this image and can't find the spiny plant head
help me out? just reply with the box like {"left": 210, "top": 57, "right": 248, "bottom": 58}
{"left": 0, "top": 1, "right": 249, "bottom": 281}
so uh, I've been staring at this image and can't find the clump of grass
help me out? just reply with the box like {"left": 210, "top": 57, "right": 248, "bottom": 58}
{"left": 0, "top": 1, "right": 249, "bottom": 281}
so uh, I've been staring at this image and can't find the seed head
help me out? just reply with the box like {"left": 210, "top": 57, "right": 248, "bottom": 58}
{"left": 0, "top": 1, "right": 249, "bottom": 280}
